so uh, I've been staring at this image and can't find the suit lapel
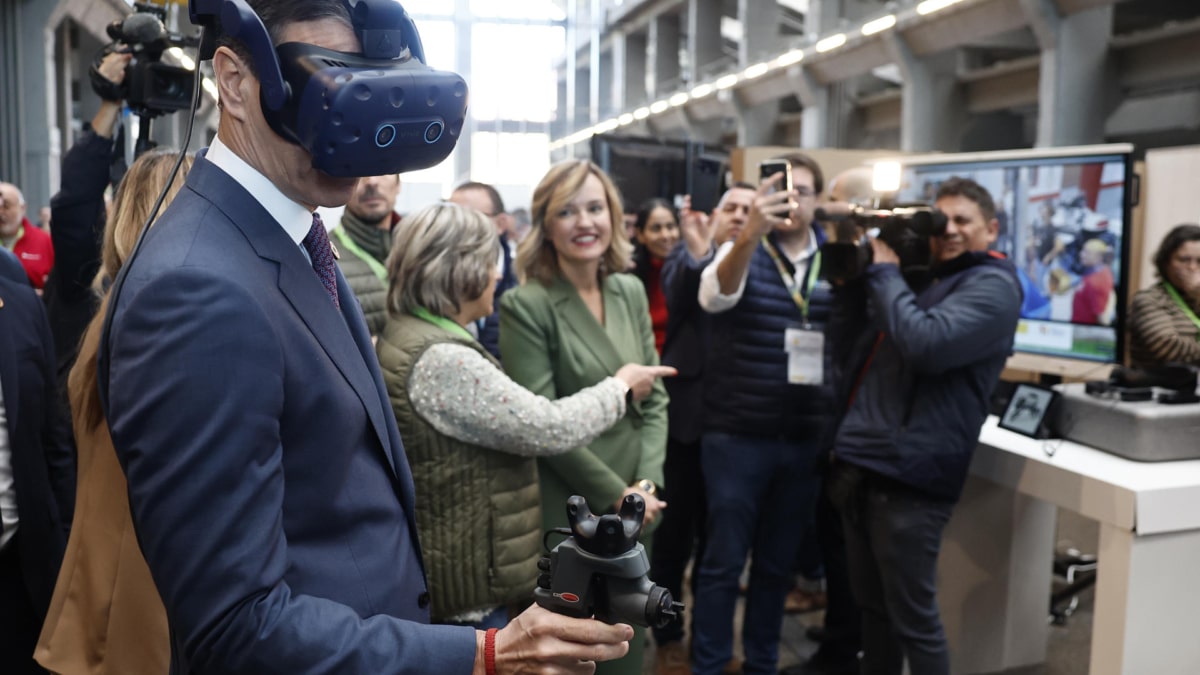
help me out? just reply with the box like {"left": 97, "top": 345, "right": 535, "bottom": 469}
{"left": 187, "top": 160, "right": 399, "bottom": 481}
{"left": 547, "top": 276, "right": 625, "bottom": 376}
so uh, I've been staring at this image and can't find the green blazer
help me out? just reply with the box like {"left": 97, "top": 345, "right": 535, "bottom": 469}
{"left": 500, "top": 273, "right": 669, "bottom": 536}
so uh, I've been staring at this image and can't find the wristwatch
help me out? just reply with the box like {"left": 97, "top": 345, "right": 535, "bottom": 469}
{"left": 635, "top": 479, "right": 657, "bottom": 496}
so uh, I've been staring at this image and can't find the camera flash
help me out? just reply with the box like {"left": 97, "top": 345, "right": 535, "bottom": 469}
{"left": 872, "top": 161, "right": 902, "bottom": 193}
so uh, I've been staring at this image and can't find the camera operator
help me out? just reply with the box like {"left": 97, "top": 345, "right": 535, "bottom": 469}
{"left": 43, "top": 51, "right": 131, "bottom": 380}
{"left": 826, "top": 177, "right": 1021, "bottom": 675}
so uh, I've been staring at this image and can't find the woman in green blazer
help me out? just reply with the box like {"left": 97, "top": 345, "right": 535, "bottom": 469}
{"left": 501, "top": 160, "right": 672, "bottom": 675}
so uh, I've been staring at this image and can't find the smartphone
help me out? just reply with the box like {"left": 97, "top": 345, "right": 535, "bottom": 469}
{"left": 688, "top": 156, "right": 725, "bottom": 214}
{"left": 760, "top": 160, "right": 792, "bottom": 195}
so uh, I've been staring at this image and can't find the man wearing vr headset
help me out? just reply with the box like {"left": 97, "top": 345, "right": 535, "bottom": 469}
{"left": 101, "top": 1, "right": 631, "bottom": 673}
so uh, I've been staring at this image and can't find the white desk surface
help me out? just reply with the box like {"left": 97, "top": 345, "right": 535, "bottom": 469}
{"left": 973, "top": 416, "right": 1200, "bottom": 535}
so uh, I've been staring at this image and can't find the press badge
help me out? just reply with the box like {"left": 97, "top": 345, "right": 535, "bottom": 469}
{"left": 785, "top": 327, "right": 824, "bottom": 385}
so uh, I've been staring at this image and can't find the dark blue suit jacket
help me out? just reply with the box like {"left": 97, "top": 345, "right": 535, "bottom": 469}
{"left": 0, "top": 265, "right": 74, "bottom": 616}
{"left": 478, "top": 232, "right": 517, "bottom": 360}
{"left": 660, "top": 243, "right": 713, "bottom": 444}
{"left": 101, "top": 157, "right": 475, "bottom": 674}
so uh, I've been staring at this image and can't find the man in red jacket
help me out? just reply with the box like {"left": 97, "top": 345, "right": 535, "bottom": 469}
{"left": 0, "top": 182, "right": 54, "bottom": 290}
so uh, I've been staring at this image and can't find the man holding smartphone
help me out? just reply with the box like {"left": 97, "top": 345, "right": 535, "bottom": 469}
{"left": 692, "top": 153, "right": 835, "bottom": 675}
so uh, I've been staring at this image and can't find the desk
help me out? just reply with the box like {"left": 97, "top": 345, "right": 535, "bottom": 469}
{"left": 939, "top": 417, "right": 1200, "bottom": 674}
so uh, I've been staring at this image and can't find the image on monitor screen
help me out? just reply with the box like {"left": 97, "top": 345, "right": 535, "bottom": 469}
{"left": 895, "top": 149, "right": 1132, "bottom": 363}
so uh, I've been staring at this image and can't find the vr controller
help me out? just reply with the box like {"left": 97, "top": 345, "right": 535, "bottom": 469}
{"left": 534, "top": 494, "right": 684, "bottom": 629}
{"left": 188, "top": 0, "right": 467, "bottom": 176}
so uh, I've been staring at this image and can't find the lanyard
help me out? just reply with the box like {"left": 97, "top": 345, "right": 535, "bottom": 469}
{"left": 1162, "top": 281, "right": 1200, "bottom": 340}
{"left": 412, "top": 306, "right": 475, "bottom": 341}
{"left": 332, "top": 227, "right": 388, "bottom": 283}
{"left": 761, "top": 237, "right": 822, "bottom": 324}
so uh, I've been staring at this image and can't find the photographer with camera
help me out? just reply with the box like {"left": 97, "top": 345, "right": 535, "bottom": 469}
{"left": 692, "top": 154, "right": 834, "bottom": 675}
{"left": 825, "top": 177, "right": 1021, "bottom": 675}
{"left": 43, "top": 50, "right": 130, "bottom": 380}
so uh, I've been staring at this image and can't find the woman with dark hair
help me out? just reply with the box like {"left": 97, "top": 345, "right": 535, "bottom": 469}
{"left": 1129, "top": 223, "right": 1200, "bottom": 368}
{"left": 631, "top": 198, "right": 680, "bottom": 354}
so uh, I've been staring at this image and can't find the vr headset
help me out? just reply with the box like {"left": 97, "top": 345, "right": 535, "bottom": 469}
{"left": 189, "top": 0, "right": 467, "bottom": 177}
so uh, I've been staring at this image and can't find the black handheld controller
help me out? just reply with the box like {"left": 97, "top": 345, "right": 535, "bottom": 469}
{"left": 534, "top": 494, "right": 684, "bottom": 628}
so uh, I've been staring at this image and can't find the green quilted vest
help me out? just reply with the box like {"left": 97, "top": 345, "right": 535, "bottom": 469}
{"left": 377, "top": 313, "right": 542, "bottom": 621}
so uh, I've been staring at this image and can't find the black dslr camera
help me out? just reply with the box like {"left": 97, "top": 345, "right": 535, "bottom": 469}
{"left": 93, "top": 3, "right": 198, "bottom": 117}
{"left": 818, "top": 203, "right": 948, "bottom": 284}
{"left": 534, "top": 494, "right": 683, "bottom": 629}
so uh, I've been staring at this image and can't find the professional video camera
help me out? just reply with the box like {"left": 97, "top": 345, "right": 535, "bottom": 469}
{"left": 92, "top": 3, "right": 198, "bottom": 118}
{"left": 534, "top": 494, "right": 684, "bottom": 629}
{"left": 816, "top": 202, "right": 948, "bottom": 284}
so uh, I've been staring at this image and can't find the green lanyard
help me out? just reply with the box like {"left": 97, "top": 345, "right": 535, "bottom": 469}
{"left": 332, "top": 227, "right": 388, "bottom": 283}
{"left": 412, "top": 306, "right": 475, "bottom": 341}
{"left": 1162, "top": 281, "right": 1200, "bottom": 340}
{"left": 761, "top": 236, "right": 822, "bottom": 324}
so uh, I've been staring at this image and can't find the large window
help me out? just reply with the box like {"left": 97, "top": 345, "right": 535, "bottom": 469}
{"left": 396, "top": 3, "right": 565, "bottom": 215}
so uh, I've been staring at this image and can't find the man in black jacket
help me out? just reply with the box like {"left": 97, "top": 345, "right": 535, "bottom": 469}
{"left": 826, "top": 177, "right": 1021, "bottom": 675}
{"left": 0, "top": 253, "right": 75, "bottom": 674}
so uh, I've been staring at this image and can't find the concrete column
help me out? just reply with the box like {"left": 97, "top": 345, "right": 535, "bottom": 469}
{"left": 588, "top": 0, "right": 601, "bottom": 125}
{"left": 1035, "top": 5, "right": 1114, "bottom": 147}
{"left": 574, "top": 67, "right": 590, "bottom": 128}
{"left": 623, "top": 30, "right": 648, "bottom": 108}
{"left": 809, "top": 0, "right": 884, "bottom": 36}
{"left": 647, "top": 13, "right": 681, "bottom": 97}
{"left": 687, "top": 0, "right": 722, "bottom": 84}
{"left": 885, "top": 34, "right": 967, "bottom": 152}
{"left": 599, "top": 48, "right": 615, "bottom": 120}
{"left": 733, "top": 95, "right": 781, "bottom": 147}
{"left": 738, "top": 0, "right": 783, "bottom": 66}
{"left": 788, "top": 65, "right": 837, "bottom": 149}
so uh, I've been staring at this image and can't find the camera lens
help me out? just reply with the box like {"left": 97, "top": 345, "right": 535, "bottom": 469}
{"left": 375, "top": 124, "right": 396, "bottom": 148}
{"left": 423, "top": 121, "right": 444, "bottom": 144}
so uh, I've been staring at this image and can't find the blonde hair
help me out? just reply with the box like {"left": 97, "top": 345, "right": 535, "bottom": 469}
{"left": 95, "top": 150, "right": 195, "bottom": 292}
{"left": 72, "top": 150, "right": 194, "bottom": 433}
{"left": 385, "top": 202, "right": 500, "bottom": 318}
{"left": 515, "top": 159, "right": 631, "bottom": 286}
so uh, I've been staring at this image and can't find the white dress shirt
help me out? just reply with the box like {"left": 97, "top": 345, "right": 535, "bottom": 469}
{"left": 206, "top": 136, "right": 313, "bottom": 249}
{"left": 0, "top": 383, "right": 17, "bottom": 550}
{"left": 698, "top": 233, "right": 819, "bottom": 314}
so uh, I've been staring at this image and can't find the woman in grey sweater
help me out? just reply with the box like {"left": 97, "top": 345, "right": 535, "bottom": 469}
{"left": 375, "top": 202, "right": 674, "bottom": 628}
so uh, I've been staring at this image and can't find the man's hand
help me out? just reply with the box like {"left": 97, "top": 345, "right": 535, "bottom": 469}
{"left": 677, "top": 195, "right": 714, "bottom": 259}
{"left": 92, "top": 51, "right": 132, "bottom": 139}
{"left": 614, "top": 486, "right": 666, "bottom": 526}
{"left": 475, "top": 605, "right": 633, "bottom": 675}
{"left": 98, "top": 51, "right": 133, "bottom": 86}
{"left": 870, "top": 236, "right": 900, "bottom": 267}
{"left": 743, "top": 173, "right": 796, "bottom": 242}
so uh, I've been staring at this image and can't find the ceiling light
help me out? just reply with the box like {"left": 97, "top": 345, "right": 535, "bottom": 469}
{"left": 649, "top": 100, "right": 670, "bottom": 114}
{"left": 773, "top": 50, "right": 805, "bottom": 68}
{"left": 715, "top": 74, "right": 739, "bottom": 90}
{"left": 742, "top": 62, "right": 769, "bottom": 79}
{"left": 690, "top": 83, "right": 714, "bottom": 98}
{"left": 815, "top": 34, "right": 847, "bottom": 53}
{"left": 633, "top": 107, "right": 651, "bottom": 120}
{"left": 861, "top": 15, "right": 896, "bottom": 36}
{"left": 916, "top": 0, "right": 961, "bottom": 15}
{"left": 668, "top": 92, "right": 689, "bottom": 107}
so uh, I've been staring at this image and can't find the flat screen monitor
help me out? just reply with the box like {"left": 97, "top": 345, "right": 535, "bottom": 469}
{"left": 591, "top": 134, "right": 728, "bottom": 213}
{"left": 894, "top": 145, "right": 1134, "bottom": 363}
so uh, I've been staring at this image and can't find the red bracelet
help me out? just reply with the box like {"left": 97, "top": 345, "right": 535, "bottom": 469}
{"left": 484, "top": 627, "right": 499, "bottom": 675}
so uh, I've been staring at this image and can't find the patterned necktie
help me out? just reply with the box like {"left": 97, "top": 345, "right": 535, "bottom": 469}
{"left": 302, "top": 212, "right": 340, "bottom": 309}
